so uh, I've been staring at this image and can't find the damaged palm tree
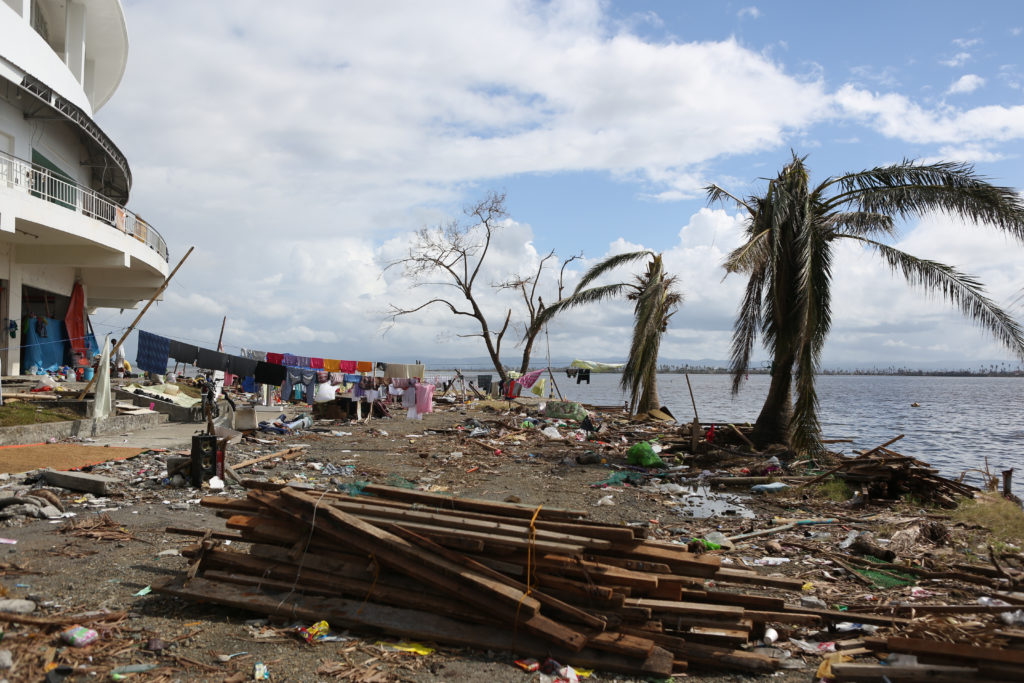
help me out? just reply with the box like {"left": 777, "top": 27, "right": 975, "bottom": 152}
{"left": 708, "top": 154, "right": 1024, "bottom": 454}
{"left": 539, "top": 251, "right": 682, "bottom": 415}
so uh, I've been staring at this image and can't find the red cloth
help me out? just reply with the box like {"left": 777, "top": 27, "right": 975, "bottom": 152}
{"left": 266, "top": 353, "right": 284, "bottom": 365}
{"left": 65, "top": 282, "right": 87, "bottom": 357}
{"left": 338, "top": 360, "right": 357, "bottom": 373}
{"left": 310, "top": 358, "right": 324, "bottom": 369}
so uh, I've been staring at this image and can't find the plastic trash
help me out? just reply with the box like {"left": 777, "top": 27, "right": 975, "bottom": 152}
{"left": 0, "top": 599, "right": 35, "bottom": 614}
{"left": 839, "top": 530, "right": 861, "bottom": 549}
{"left": 541, "top": 426, "right": 563, "bottom": 440}
{"left": 626, "top": 442, "right": 665, "bottom": 468}
{"left": 703, "top": 531, "right": 734, "bottom": 549}
{"left": 208, "top": 476, "right": 225, "bottom": 490}
{"left": 543, "top": 401, "right": 588, "bottom": 422}
{"left": 284, "top": 414, "right": 312, "bottom": 431}
{"left": 254, "top": 662, "right": 270, "bottom": 680}
{"left": 754, "top": 557, "right": 790, "bottom": 566}
{"left": 61, "top": 625, "right": 99, "bottom": 647}
{"left": 594, "top": 494, "right": 615, "bottom": 506}
{"left": 763, "top": 627, "right": 778, "bottom": 645}
{"left": 297, "top": 620, "right": 330, "bottom": 643}
{"left": 750, "top": 482, "right": 788, "bottom": 493}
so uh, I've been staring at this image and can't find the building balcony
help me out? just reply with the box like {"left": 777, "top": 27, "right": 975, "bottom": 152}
{"left": 0, "top": 148, "right": 167, "bottom": 262}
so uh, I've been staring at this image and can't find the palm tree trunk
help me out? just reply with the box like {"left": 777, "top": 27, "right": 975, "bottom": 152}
{"left": 751, "top": 355, "right": 794, "bottom": 448}
{"left": 636, "top": 366, "right": 660, "bottom": 414}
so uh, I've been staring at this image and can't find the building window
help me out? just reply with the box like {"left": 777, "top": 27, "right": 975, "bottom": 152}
{"left": 30, "top": 0, "right": 49, "bottom": 43}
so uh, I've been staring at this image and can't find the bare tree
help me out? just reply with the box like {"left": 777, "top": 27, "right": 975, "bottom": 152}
{"left": 386, "top": 192, "right": 513, "bottom": 383}
{"left": 497, "top": 250, "right": 582, "bottom": 374}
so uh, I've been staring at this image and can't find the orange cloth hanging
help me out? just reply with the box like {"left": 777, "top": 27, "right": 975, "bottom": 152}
{"left": 356, "top": 361, "right": 373, "bottom": 373}
{"left": 323, "top": 359, "right": 341, "bottom": 372}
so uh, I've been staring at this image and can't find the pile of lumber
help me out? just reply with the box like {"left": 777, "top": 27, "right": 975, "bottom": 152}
{"left": 156, "top": 483, "right": 908, "bottom": 677}
{"left": 829, "top": 636, "right": 1024, "bottom": 681}
{"left": 802, "top": 435, "right": 977, "bottom": 508}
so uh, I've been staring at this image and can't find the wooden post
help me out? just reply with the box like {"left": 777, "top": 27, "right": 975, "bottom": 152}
{"left": 1003, "top": 469, "right": 1014, "bottom": 498}
{"left": 77, "top": 246, "right": 195, "bottom": 399}
{"left": 216, "top": 316, "right": 227, "bottom": 350}
{"left": 546, "top": 366, "right": 564, "bottom": 401}
{"left": 685, "top": 373, "right": 699, "bottom": 423}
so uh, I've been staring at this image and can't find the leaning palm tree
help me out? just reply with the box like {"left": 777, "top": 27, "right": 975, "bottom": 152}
{"left": 708, "top": 154, "right": 1024, "bottom": 454}
{"left": 538, "top": 251, "right": 682, "bottom": 414}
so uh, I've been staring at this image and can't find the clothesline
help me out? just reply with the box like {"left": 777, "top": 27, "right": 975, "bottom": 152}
{"left": 133, "top": 329, "right": 426, "bottom": 384}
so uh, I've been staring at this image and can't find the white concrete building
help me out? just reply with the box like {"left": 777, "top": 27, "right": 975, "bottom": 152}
{"left": 0, "top": 0, "right": 168, "bottom": 374}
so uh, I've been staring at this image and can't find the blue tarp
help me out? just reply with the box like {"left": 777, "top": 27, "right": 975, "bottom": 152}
{"left": 22, "top": 316, "right": 69, "bottom": 373}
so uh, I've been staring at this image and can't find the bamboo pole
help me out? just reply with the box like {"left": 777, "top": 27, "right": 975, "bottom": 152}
{"left": 77, "top": 246, "right": 195, "bottom": 399}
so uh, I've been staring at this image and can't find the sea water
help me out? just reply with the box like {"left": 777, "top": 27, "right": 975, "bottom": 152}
{"left": 552, "top": 373, "right": 1023, "bottom": 485}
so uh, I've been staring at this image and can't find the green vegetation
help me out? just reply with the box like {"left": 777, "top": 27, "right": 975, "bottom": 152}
{"left": 814, "top": 478, "right": 853, "bottom": 502}
{"left": 0, "top": 401, "right": 82, "bottom": 427}
{"left": 708, "top": 154, "right": 1024, "bottom": 454}
{"left": 953, "top": 493, "right": 1024, "bottom": 547}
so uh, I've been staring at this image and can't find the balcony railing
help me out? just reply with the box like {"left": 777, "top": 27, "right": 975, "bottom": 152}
{"left": 0, "top": 149, "right": 167, "bottom": 262}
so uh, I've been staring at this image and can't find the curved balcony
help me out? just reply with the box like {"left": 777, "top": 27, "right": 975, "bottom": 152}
{"left": 0, "top": 148, "right": 167, "bottom": 262}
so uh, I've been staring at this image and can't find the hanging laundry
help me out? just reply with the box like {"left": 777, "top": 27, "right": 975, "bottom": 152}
{"left": 517, "top": 369, "right": 544, "bottom": 388}
{"left": 328, "top": 372, "right": 345, "bottom": 385}
{"left": 356, "top": 361, "right": 373, "bottom": 373}
{"left": 281, "top": 353, "right": 299, "bottom": 367}
{"left": 295, "top": 356, "right": 312, "bottom": 368}
{"left": 415, "top": 383, "right": 435, "bottom": 414}
{"left": 241, "top": 348, "right": 267, "bottom": 362}
{"left": 266, "top": 352, "right": 284, "bottom": 365}
{"left": 310, "top": 358, "right": 324, "bottom": 369}
{"left": 197, "top": 348, "right": 231, "bottom": 371}
{"left": 168, "top": 340, "right": 199, "bottom": 365}
{"left": 323, "top": 359, "right": 341, "bottom": 372}
{"left": 136, "top": 330, "right": 171, "bottom": 375}
{"left": 227, "top": 355, "right": 258, "bottom": 377}
{"left": 338, "top": 360, "right": 357, "bottom": 373}
{"left": 531, "top": 377, "right": 547, "bottom": 397}
{"left": 254, "top": 361, "right": 286, "bottom": 386}
{"left": 282, "top": 368, "right": 316, "bottom": 403}
{"left": 384, "top": 363, "right": 425, "bottom": 379}
{"left": 242, "top": 376, "right": 256, "bottom": 393}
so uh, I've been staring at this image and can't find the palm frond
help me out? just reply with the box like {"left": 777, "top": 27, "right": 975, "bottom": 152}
{"left": 729, "top": 264, "right": 766, "bottom": 394}
{"left": 573, "top": 251, "right": 653, "bottom": 294}
{"left": 705, "top": 184, "right": 756, "bottom": 216}
{"left": 840, "top": 235, "right": 1024, "bottom": 359}
{"left": 724, "top": 229, "right": 771, "bottom": 274}
{"left": 534, "top": 283, "right": 631, "bottom": 329}
{"left": 824, "top": 160, "right": 1024, "bottom": 240}
{"left": 825, "top": 211, "right": 896, "bottom": 238}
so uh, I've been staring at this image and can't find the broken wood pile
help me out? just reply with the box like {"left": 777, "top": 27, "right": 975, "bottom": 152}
{"left": 156, "top": 484, "right": 903, "bottom": 677}
{"left": 801, "top": 436, "right": 977, "bottom": 508}
{"left": 829, "top": 635, "right": 1024, "bottom": 681}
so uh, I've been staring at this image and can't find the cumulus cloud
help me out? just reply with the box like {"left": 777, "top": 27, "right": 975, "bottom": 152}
{"left": 834, "top": 84, "right": 1024, "bottom": 144}
{"left": 947, "top": 74, "right": 985, "bottom": 94}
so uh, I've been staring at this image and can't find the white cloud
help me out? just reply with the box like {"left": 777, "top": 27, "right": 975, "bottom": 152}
{"left": 953, "top": 38, "right": 981, "bottom": 48}
{"left": 941, "top": 52, "right": 972, "bottom": 67}
{"left": 737, "top": 6, "right": 761, "bottom": 19}
{"left": 834, "top": 84, "right": 1024, "bottom": 144}
{"left": 947, "top": 73, "right": 985, "bottom": 94}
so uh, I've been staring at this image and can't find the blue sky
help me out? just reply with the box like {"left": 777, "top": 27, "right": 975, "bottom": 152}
{"left": 94, "top": 1, "right": 1024, "bottom": 368}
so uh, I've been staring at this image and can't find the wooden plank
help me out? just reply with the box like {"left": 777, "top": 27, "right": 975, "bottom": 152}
{"left": 586, "top": 631, "right": 655, "bottom": 659}
{"left": 784, "top": 606, "right": 910, "bottom": 627}
{"left": 829, "top": 662, "right": 978, "bottom": 682}
{"left": 685, "top": 626, "right": 749, "bottom": 647}
{"left": 618, "top": 626, "right": 775, "bottom": 673}
{"left": 535, "top": 554, "right": 660, "bottom": 590}
{"left": 742, "top": 610, "right": 822, "bottom": 626}
{"left": 361, "top": 483, "right": 590, "bottom": 521}
{"left": 627, "top": 598, "right": 745, "bottom": 618}
{"left": 153, "top": 577, "right": 673, "bottom": 677}
{"left": 42, "top": 469, "right": 117, "bottom": 495}
{"left": 388, "top": 525, "right": 607, "bottom": 633}
{"left": 324, "top": 499, "right": 615, "bottom": 549}
{"left": 271, "top": 489, "right": 557, "bottom": 633}
{"left": 232, "top": 446, "right": 308, "bottom": 469}
{"left": 883, "top": 636, "right": 1024, "bottom": 666}
{"left": 712, "top": 568, "right": 806, "bottom": 590}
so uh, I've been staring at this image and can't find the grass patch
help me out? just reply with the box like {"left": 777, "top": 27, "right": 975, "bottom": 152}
{"left": 814, "top": 478, "right": 853, "bottom": 502}
{"left": 953, "top": 493, "right": 1024, "bottom": 546}
{"left": 0, "top": 401, "right": 82, "bottom": 427}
